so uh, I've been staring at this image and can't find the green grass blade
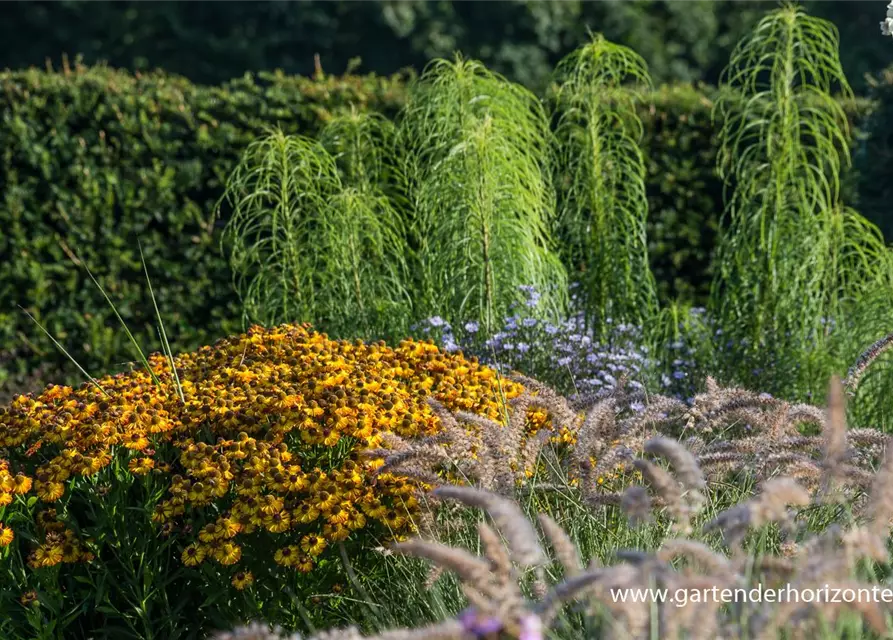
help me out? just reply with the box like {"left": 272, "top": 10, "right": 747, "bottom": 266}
{"left": 18, "top": 305, "right": 108, "bottom": 397}
{"left": 139, "top": 241, "right": 185, "bottom": 403}
{"left": 76, "top": 250, "right": 162, "bottom": 388}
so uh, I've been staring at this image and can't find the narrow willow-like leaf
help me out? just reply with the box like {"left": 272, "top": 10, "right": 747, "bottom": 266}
{"left": 19, "top": 306, "right": 108, "bottom": 397}
{"left": 399, "top": 55, "right": 567, "bottom": 332}
{"left": 550, "top": 33, "right": 658, "bottom": 336}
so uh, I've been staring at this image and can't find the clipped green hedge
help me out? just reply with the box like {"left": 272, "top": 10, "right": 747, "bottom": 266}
{"left": 0, "top": 64, "right": 880, "bottom": 399}
{"left": 0, "top": 64, "right": 410, "bottom": 399}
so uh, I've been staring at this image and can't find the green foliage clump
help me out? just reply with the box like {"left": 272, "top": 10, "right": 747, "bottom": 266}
{"left": 708, "top": 4, "right": 893, "bottom": 403}
{"left": 551, "top": 34, "right": 657, "bottom": 334}
{"left": 641, "top": 81, "right": 873, "bottom": 307}
{"left": 399, "top": 56, "right": 567, "bottom": 331}
{"left": 220, "top": 121, "right": 410, "bottom": 336}
{"left": 0, "top": 57, "right": 880, "bottom": 400}
{"left": 0, "top": 63, "right": 409, "bottom": 398}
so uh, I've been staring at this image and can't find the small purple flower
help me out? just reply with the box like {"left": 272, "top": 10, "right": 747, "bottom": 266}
{"left": 522, "top": 317, "right": 538, "bottom": 328}
{"left": 459, "top": 608, "right": 503, "bottom": 636}
{"left": 517, "top": 342, "right": 530, "bottom": 353}
{"left": 673, "top": 371, "right": 686, "bottom": 380}
{"left": 464, "top": 321, "right": 480, "bottom": 333}
{"left": 557, "top": 356, "right": 572, "bottom": 367}
{"left": 544, "top": 323, "right": 559, "bottom": 335}
{"left": 427, "top": 316, "right": 445, "bottom": 327}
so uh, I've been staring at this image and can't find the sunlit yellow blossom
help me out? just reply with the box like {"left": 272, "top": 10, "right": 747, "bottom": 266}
{"left": 295, "top": 554, "right": 314, "bottom": 573}
{"left": 259, "top": 495, "right": 285, "bottom": 516}
{"left": 293, "top": 502, "right": 320, "bottom": 524}
{"left": 60, "top": 541, "right": 81, "bottom": 563}
{"left": 273, "top": 545, "right": 298, "bottom": 567}
{"left": 199, "top": 524, "right": 223, "bottom": 543}
{"left": 128, "top": 457, "right": 155, "bottom": 475}
{"left": 232, "top": 570, "right": 254, "bottom": 590}
{"left": 326, "top": 503, "right": 351, "bottom": 526}
{"left": 122, "top": 431, "right": 150, "bottom": 451}
{"left": 263, "top": 510, "right": 292, "bottom": 534}
{"left": 32, "top": 545, "right": 63, "bottom": 568}
{"left": 34, "top": 481, "right": 65, "bottom": 502}
{"left": 0, "top": 324, "right": 538, "bottom": 580}
{"left": 380, "top": 509, "right": 408, "bottom": 530}
{"left": 0, "top": 524, "right": 14, "bottom": 546}
{"left": 217, "top": 517, "right": 242, "bottom": 539}
{"left": 213, "top": 542, "right": 242, "bottom": 566}
{"left": 181, "top": 544, "right": 206, "bottom": 567}
{"left": 0, "top": 473, "right": 14, "bottom": 492}
{"left": 323, "top": 523, "right": 350, "bottom": 542}
{"left": 300, "top": 534, "right": 327, "bottom": 557}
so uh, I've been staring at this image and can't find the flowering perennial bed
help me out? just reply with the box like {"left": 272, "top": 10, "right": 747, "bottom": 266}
{"left": 0, "top": 324, "right": 527, "bottom": 585}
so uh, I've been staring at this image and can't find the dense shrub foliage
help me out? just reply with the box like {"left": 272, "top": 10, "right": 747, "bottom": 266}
{"left": 0, "top": 63, "right": 877, "bottom": 400}
{"left": 0, "top": 64, "right": 408, "bottom": 399}
{"left": 1, "top": 2, "right": 888, "bottom": 94}
{"left": 858, "top": 63, "right": 893, "bottom": 240}
{"left": 0, "top": 324, "right": 539, "bottom": 637}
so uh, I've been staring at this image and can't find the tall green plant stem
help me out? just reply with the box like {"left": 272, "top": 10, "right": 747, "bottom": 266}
{"left": 399, "top": 55, "right": 567, "bottom": 331}
{"left": 551, "top": 34, "right": 658, "bottom": 338}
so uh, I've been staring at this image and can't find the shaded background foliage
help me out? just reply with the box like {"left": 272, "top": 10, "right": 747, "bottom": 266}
{"left": 0, "top": 1, "right": 888, "bottom": 93}
{"left": 0, "top": 64, "right": 880, "bottom": 399}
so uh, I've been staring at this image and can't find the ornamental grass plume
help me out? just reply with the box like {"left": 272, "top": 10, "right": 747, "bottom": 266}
{"left": 214, "top": 373, "right": 893, "bottom": 640}
{"left": 703, "top": 477, "right": 811, "bottom": 549}
{"left": 843, "top": 330, "right": 893, "bottom": 395}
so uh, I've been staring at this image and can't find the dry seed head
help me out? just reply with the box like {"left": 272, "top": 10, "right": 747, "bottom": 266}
{"left": 644, "top": 437, "right": 706, "bottom": 492}
{"left": 363, "top": 620, "right": 467, "bottom": 640}
{"left": 536, "top": 513, "right": 582, "bottom": 577}
{"left": 391, "top": 538, "right": 493, "bottom": 586}
{"left": 632, "top": 459, "right": 684, "bottom": 517}
{"left": 432, "top": 485, "right": 545, "bottom": 567}
{"left": 508, "top": 374, "right": 578, "bottom": 434}
{"left": 210, "top": 622, "right": 303, "bottom": 640}
{"left": 620, "top": 485, "right": 652, "bottom": 527}
{"left": 477, "top": 521, "right": 513, "bottom": 581}
{"left": 866, "top": 436, "right": 893, "bottom": 535}
{"left": 844, "top": 331, "right": 893, "bottom": 395}
{"left": 656, "top": 539, "right": 734, "bottom": 577}
{"left": 820, "top": 376, "right": 849, "bottom": 498}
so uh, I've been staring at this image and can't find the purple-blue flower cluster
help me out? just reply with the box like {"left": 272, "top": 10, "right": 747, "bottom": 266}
{"left": 413, "top": 285, "right": 683, "bottom": 399}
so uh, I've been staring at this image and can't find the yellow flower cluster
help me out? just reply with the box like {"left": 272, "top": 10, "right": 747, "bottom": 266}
{"left": 0, "top": 324, "right": 526, "bottom": 576}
